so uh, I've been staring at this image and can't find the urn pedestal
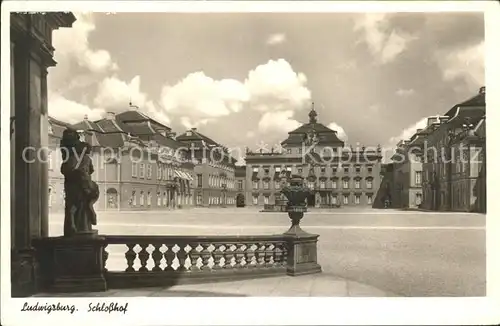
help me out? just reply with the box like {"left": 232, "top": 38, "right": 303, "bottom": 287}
{"left": 33, "top": 231, "right": 107, "bottom": 293}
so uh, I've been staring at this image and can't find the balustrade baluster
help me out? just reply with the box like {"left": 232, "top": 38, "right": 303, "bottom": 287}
{"left": 273, "top": 245, "right": 283, "bottom": 267}
{"left": 138, "top": 243, "right": 150, "bottom": 272}
{"left": 124, "top": 244, "right": 137, "bottom": 272}
{"left": 189, "top": 245, "right": 201, "bottom": 271}
{"left": 200, "top": 244, "right": 212, "bottom": 271}
{"left": 244, "top": 243, "right": 255, "bottom": 268}
{"left": 223, "top": 244, "right": 234, "bottom": 269}
{"left": 163, "top": 245, "right": 176, "bottom": 271}
{"left": 280, "top": 242, "right": 288, "bottom": 266}
{"left": 151, "top": 244, "right": 163, "bottom": 272}
{"left": 102, "top": 244, "right": 109, "bottom": 273}
{"left": 212, "top": 244, "right": 224, "bottom": 270}
{"left": 234, "top": 244, "right": 245, "bottom": 268}
{"left": 264, "top": 243, "right": 273, "bottom": 267}
{"left": 177, "top": 245, "right": 188, "bottom": 272}
{"left": 255, "top": 242, "right": 265, "bottom": 268}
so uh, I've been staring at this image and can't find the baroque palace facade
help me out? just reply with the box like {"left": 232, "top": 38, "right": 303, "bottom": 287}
{"left": 380, "top": 87, "right": 486, "bottom": 213}
{"left": 48, "top": 109, "right": 239, "bottom": 211}
{"left": 243, "top": 106, "right": 383, "bottom": 207}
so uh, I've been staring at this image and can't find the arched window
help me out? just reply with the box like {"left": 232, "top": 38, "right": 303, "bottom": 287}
{"left": 106, "top": 188, "right": 118, "bottom": 209}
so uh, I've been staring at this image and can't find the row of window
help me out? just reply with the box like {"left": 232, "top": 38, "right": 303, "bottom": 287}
{"left": 128, "top": 190, "right": 193, "bottom": 207}
{"left": 252, "top": 179, "right": 374, "bottom": 190}
{"left": 252, "top": 165, "right": 374, "bottom": 175}
{"left": 131, "top": 162, "right": 192, "bottom": 181}
{"left": 207, "top": 174, "right": 235, "bottom": 189}
{"left": 194, "top": 193, "right": 236, "bottom": 205}
{"left": 252, "top": 193, "right": 374, "bottom": 205}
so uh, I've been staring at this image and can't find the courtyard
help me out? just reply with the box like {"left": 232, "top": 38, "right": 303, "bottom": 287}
{"left": 47, "top": 207, "right": 485, "bottom": 297}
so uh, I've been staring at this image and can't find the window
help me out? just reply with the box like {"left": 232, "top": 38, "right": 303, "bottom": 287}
{"left": 355, "top": 195, "right": 360, "bottom": 204}
{"left": 286, "top": 149, "right": 292, "bottom": 154}
{"left": 355, "top": 166, "right": 361, "bottom": 173}
{"left": 132, "top": 163, "right": 138, "bottom": 177}
{"left": 157, "top": 192, "right": 161, "bottom": 206}
{"left": 274, "top": 166, "right": 281, "bottom": 173}
{"left": 343, "top": 166, "right": 349, "bottom": 173}
{"left": 238, "top": 180, "right": 243, "bottom": 190}
{"left": 298, "top": 148, "right": 302, "bottom": 154}
{"left": 332, "top": 196, "right": 337, "bottom": 205}
{"left": 332, "top": 180, "right": 337, "bottom": 189}
{"left": 320, "top": 180, "right": 326, "bottom": 189}
{"left": 367, "top": 195, "right": 373, "bottom": 205}
{"left": 343, "top": 179, "right": 349, "bottom": 189}
{"left": 366, "top": 179, "right": 373, "bottom": 189}
{"left": 197, "top": 174, "right": 203, "bottom": 187}
{"left": 320, "top": 167, "right": 325, "bottom": 173}
{"left": 139, "top": 163, "right": 145, "bottom": 178}
{"left": 332, "top": 167, "right": 337, "bottom": 173}
{"left": 131, "top": 191, "right": 137, "bottom": 206}
{"left": 140, "top": 191, "right": 145, "bottom": 206}
{"left": 264, "top": 196, "right": 269, "bottom": 204}
{"left": 308, "top": 181, "right": 315, "bottom": 189}
{"left": 286, "top": 166, "right": 292, "bottom": 172}
{"left": 263, "top": 181, "right": 270, "bottom": 190}
{"left": 253, "top": 195, "right": 258, "bottom": 205}
{"left": 48, "top": 187, "right": 53, "bottom": 207}
{"left": 343, "top": 195, "right": 349, "bottom": 205}
{"left": 274, "top": 181, "right": 280, "bottom": 189}
{"left": 252, "top": 167, "right": 259, "bottom": 173}
{"left": 157, "top": 165, "right": 162, "bottom": 180}
{"left": 147, "top": 192, "right": 152, "bottom": 206}
{"left": 147, "top": 164, "right": 152, "bottom": 179}
{"left": 253, "top": 181, "right": 259, "bottom": 190}
{"left": 264, "top": 168, "right": 269, "bottom": 175}
{"left": 355, "top": 180, "right": 361, "bottom": 189}
{"left": 367, "top": 167, "right": 373, "bottom": 173}
{"left": 298, "top": 167, "right": 303, "bottom": 174}
{"left": 197, "top": 193, "right": 202, "bottom": 205}
{"left": 415, "top": 171, "right": 422, "bottom": 186}
{"left": 163, "top": 192, "right": 167, "bottom": 206}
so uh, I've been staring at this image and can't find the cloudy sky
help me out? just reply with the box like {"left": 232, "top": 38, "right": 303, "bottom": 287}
{"left": 48, "top": 11, "right": 484, "bottom": 155}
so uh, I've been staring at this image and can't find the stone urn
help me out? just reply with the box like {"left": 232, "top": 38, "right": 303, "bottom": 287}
{"left": 280, "top": 175, "right": 312, "bottom": 235}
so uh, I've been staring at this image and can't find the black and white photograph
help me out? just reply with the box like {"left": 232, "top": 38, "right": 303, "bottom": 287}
{"left": 1, "top": 1, "right": 499, "bottom": 325}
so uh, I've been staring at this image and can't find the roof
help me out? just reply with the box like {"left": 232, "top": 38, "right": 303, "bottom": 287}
{"left": 444, "top": 88, "right": 485, "bottom": 118}
{"left": 280, "top": 107, "right": 344, "bottom": 146}
{"left": 176, "top": 128, "right": 220, "bottom": 147}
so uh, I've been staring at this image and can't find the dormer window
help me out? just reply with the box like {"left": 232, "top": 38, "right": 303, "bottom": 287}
{"left": 186, "top": 131, "right": 192, "bottom": 136}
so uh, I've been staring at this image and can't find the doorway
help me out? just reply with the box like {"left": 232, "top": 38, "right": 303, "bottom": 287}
{"left": 307, "top": 193, "right": 315, "bottom": 207}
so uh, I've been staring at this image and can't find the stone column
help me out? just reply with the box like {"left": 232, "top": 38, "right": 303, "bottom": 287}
{"left": 40, "top": 68, "right": 49, "bottom": 237}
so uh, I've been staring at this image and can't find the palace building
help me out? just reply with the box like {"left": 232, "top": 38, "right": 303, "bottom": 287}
{"left": 244, "top": 105, "right": 383, "bottom": 208}
{"left": 48, "top": 109, "right": 196, "bottom": 211}
{"left": 176, "top": 128, "right": 239, "bottom": 207}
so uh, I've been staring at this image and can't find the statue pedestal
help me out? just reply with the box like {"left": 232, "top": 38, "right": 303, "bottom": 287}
{"left": 283, "top": 226, "right": 322, "bottom": 276}
{"left": 33, "top": 230, "right": 107, "bottom": 293}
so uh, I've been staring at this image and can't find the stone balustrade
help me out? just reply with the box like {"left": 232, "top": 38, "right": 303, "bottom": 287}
{"left": 102, "top": 235, "right": 289, "bottom": 288}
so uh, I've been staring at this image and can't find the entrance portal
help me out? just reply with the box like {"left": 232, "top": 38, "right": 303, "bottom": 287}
{"left": 307, "top": 193, "right": 315, "bottom": 207}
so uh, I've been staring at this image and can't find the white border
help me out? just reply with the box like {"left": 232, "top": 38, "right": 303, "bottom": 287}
{"left": 1, "top": 1, "right": 500, "bottom": 326}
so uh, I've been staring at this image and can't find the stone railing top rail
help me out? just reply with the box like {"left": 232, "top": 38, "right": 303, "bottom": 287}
{"left": 104, "top": 234, "right": 288, "bottom": 244}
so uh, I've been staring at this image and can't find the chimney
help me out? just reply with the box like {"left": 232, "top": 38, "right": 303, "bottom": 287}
{"left": 191, "top": 128, "right": 197, "bottom": 131}
{"left": 479, "top": 86, "right": 485, "bottom": 94}
{"left": 84, "top": 114, "right": 88, "bottom": 120}
{"left": 416, "top": 128, "right": 423, "bottom": 133}
{"left": 427, "top": 117, "right": 438, "bottom": 126}
{"left": 106, "top": 112, "right": 116, "bottom": 120}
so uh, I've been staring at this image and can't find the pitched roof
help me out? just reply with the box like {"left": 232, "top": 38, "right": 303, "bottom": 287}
{"left": 281, "top": 108, "right": 344, "bottom": 146}
{"left": 444, "top": 88, "right": 486, "bottom": 118}
{"left": 176, "top": 129, "right": 220, "bottom": 147}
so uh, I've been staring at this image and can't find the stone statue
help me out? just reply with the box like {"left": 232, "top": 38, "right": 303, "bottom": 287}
{"left": 60, "top": 128, "right": 100, "bottom": 236}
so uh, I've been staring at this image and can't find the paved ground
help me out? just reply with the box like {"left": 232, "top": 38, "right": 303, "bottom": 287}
{"left": 35, "top": 273, "right": 396, "bottom": 297}
{"left": 48, "top": 207, "right": 486, "bottom": 297}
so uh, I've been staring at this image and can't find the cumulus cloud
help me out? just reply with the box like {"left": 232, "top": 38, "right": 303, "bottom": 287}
{"left": 385, "top": 116, "right": 428, "bottom": 152}
{"left": 160, "top": 59, "right": 311, "bottom": 128}
{"left": 266, "top": 33, "right": 286, "bottom": 45}
{"left": 94, "top": 75, "right": 170, "bottom": 125}
{"left": 355, "top": 13, "right": 417, "bottom": 64}
{"left": 48, "top": 92, "right": 105, "bottom": 124}
{"left": 327, "top": 122, "right": 348, "bottom": 142}
{"left": 52, "top": 12, "right": 118, "bottom": 73}
{"left": 257, "top": 110, "right": 301, "bottom": 134}
{"left": 435, "top": 40, "right": 484, "bottom": 90}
